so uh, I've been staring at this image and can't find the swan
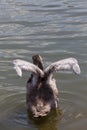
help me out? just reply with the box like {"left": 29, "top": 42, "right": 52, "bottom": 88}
{"left": 13, "top": 55, "right": 81, "bottom": 117}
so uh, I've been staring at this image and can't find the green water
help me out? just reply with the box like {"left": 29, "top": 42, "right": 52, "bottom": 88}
{"left": 0, "top": 0, "right": 87, "bottom": 130}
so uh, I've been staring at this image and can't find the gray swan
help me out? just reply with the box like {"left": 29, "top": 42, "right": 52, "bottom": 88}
{"left": 13, "top": 55, "right": 81, "bottom": 117}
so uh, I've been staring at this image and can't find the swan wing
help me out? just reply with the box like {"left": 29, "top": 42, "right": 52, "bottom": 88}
{"left": 13, "top": 59, "right": 44, "bottom": 77}
{"left": 45, "top": 58, "right": 81, "bottom": 75}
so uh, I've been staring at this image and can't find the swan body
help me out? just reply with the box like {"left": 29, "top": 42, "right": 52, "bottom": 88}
{"left": 13, "top": 55, "right": 81, "bottom": 117}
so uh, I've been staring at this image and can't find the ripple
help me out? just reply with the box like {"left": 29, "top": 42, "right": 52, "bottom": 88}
{"left": 59, "top": 91, "right": 86, "bottom": 125}
{"left": 0, "top": 90, "right": 85, "bottom": 128}
{"left": 0, "top": 92, "right": 25, "bottom": 118}
{"left": 0, "top": 81, "right": 86, "bottom": 130}
{"left": 0, "top": 0, "right": 87, "bottom": 129}
{"left": 13, "top": 108, "right": 28, "bottom": 126}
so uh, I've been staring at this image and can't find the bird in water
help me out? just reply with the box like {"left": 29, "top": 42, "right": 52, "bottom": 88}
{"left": 13, "top": 55, "right": 81, "bottom": 117}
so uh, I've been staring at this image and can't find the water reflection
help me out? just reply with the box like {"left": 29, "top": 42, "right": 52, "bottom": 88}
{"left": 31, "top": 117, "right": 59, "bottom": 130}
{"left": 14, "top": 108, "right": 62, "bottom": 130}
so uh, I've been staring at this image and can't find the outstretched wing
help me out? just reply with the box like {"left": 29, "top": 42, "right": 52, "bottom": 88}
{"left": 13, "top": 59, "right": 44, "bottom": 77}
{"left": 45, "top": 58, "right": 81, "bottom": 75}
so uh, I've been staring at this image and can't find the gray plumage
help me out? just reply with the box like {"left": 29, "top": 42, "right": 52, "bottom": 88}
{"left": 13, "top": 55, "right": 81, "bottom": 117}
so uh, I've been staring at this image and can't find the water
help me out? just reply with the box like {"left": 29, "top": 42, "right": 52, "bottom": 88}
{"left": 0, "top": 0, "right": 87, "bottom": 130}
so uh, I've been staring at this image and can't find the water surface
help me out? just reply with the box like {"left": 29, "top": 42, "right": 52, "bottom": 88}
{"left": 0, "top": 0, "right": 87, "bottom": 130}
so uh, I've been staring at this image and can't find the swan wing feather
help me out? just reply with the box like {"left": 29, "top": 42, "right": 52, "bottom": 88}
{"left": 13, "top": 59, "right": 44, "bottom": 77}
{"left": 45, "top": 58, "right": 81, "bottom": 75}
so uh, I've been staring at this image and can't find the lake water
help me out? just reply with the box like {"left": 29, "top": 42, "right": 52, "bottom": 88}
{"left": 0, "top": 0, "right": 87, "bottom": 130}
